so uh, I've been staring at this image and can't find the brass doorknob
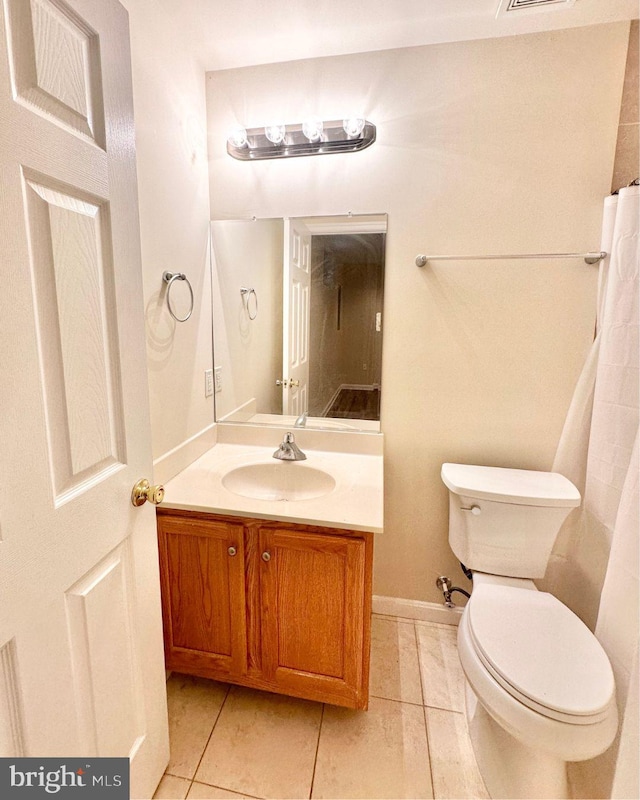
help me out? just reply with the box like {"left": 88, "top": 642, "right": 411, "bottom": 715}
{"left": 131, "top": 478, "right": 165, "bottom": 507}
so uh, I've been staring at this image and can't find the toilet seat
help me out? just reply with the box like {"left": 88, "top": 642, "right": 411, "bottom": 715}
{"left": 467, "top": 584, "right": 615, "bottom": 725}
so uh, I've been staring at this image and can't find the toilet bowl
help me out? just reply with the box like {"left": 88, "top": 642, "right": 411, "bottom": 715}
{"left": 460, "top": 580, "right": 617, "bottom": 751}
{"left": 441, "top": 463, "right": 618, "bottom": 799}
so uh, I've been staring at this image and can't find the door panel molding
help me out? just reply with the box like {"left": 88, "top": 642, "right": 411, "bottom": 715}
{"left": 3, "top": 0, "right": 105, "bottom": 146}
{"left": 22, "top": 169, "right": 126, "bottom": 505}
{"left": 65, "top": 543, "right": 145, "bottom": 758}
{"left": 0, "top": 639, "right": 26, "bottom": 757}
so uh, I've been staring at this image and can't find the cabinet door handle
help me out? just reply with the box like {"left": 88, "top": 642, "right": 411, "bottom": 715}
{"left": 228, "top": 546, "right": 237, "bottom": 556}
{"left": 261, "top": 551, "right": 271, "bottom": 562}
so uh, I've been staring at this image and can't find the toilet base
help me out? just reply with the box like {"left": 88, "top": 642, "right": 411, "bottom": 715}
{"left": 465, "top": 682, "right": 570, "bottom": 799}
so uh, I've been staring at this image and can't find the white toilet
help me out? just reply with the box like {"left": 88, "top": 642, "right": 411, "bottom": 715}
{"left": 441, "top": 463, "right": 618, "bottom": 800}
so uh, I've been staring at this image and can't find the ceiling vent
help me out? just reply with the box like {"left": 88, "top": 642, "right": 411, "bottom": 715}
{"left": 496, "top": 0, "right": 576, "bottom": 16}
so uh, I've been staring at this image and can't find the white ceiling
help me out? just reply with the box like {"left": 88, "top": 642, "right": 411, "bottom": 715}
{"left": 154, "top": 0, "right": 638, "bottom": 71}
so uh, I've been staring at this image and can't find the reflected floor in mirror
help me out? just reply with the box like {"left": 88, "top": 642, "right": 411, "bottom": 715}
{"left": 324, "top": 387, "right": 380, "bottom": 421}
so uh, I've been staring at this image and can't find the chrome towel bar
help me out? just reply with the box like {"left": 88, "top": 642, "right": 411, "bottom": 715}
{"left": 415, "top": 251, "right": 607, "bottom": 267}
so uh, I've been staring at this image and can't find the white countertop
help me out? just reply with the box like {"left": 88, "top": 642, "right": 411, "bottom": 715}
{"left": 161, "top": 443, "right": 384, "bottom": 533}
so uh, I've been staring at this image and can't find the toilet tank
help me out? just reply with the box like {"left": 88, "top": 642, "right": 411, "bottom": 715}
{"left": 441, "top": 463, "right": 581, "bottom": 579}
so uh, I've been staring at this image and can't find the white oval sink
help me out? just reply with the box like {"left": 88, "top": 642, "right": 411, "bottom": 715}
{"left": 222, "top": 462, "right": 336, "bottom": 502}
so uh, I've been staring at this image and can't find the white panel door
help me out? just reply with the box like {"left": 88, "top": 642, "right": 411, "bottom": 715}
{"left": 0, "top": 0, "right": 168, "bottom": 796}
{"left": 282, "top": 219, "right": 311, "bottom": 416}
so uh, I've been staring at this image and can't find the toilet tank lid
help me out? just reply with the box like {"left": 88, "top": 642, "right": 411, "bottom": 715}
{"left": 441, "top": 463, "right": 581, "bottom": 507}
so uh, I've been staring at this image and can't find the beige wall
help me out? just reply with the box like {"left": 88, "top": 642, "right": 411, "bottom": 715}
{"left": 612, "top": 20, "right": 639, "bottom": 191}
{"left": 206, "top": 24, "right": 629, "bottom": 603}
{"left": 122, "top": 0, "right": 214, "bottom": 473}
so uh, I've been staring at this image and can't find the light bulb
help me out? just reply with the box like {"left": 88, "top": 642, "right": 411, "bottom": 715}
{"left": 265, "top": 124, "right": 286, "bottom": 144}
{"left": 227, "top": 126, "right": 248, "bottom": 148}
{"left": 302, "top": 118, "right": 323, "bottom": 142}
{"left": 342, "top": 117, "right": 365, "bottom": 138}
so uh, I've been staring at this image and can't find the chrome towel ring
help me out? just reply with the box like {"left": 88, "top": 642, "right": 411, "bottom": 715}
{"left": 240, "top": 287, "right": 258, "bottom": 320}
{"left": 163, "top": 271, "right": 194, "bottom": 322}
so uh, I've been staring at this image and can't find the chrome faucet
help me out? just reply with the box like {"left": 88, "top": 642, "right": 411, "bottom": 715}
{"left": 273, "top": 432, "right": 307, "bottom": 461}
{"left": 294, "top": 411, "right": 308, "bottom": 427}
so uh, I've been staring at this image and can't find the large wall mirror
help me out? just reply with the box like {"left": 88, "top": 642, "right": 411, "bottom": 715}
{"left": 211, "top": 213, "right": 386, "bottom": 432}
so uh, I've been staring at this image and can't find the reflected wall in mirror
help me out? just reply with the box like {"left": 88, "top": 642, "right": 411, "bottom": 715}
{"left": 211, "top": 214, "right": 386, "bottom": 432}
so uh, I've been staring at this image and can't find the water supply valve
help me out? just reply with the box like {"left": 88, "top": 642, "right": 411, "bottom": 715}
{"left": 436, "top": 574, "right": 471, "bottom": 608}
{"left": 436, "top": 575, "right": 455, "bottom": 608}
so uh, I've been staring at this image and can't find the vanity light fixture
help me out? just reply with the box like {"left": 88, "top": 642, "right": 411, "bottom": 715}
{"left": 226, "top": 117, "right": 376, "bottom": 160}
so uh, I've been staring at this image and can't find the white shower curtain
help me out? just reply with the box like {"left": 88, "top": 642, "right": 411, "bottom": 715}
{"left": 591, "top": 186, "right": 639, "bottom": 800}
{"left": 545, "top": 186, "right": 639, "bottom": 799}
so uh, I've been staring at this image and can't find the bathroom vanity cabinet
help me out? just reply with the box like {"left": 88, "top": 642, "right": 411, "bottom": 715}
{"left": 156, "top": 508, "right": 373, "bottom": 709}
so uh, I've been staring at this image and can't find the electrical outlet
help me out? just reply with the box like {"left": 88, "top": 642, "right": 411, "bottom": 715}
{"left": 205, "top": 369, "right": 214, "bottom": 397}
{"left": 214, "top": 366, "right": 222, "bottom": 393}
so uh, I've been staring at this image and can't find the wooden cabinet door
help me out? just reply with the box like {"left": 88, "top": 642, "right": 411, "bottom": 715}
{"left": 258, "top": 526, "right": 370, "bottom": 709}
{"left": 157, "top": 513, "right": 247, "bottom": 679}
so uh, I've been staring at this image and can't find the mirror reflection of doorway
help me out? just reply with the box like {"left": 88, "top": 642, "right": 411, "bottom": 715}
{"left": 308, "top": 233, "right": 384, "bottom": 421}
{"left": 210, "top": 213, "right": 385, "bottom": 431}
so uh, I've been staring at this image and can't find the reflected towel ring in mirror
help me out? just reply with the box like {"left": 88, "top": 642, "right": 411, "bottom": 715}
{"left": 240, "top": 287, "right": 258, "bottom": 320}
{"left": 163, "top": 271, "right": 194, "bottom": 322}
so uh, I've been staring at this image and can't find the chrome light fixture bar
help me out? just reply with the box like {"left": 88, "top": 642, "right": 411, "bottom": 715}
{"left": 227, "top": 118, "right": 376, "bottom": 161}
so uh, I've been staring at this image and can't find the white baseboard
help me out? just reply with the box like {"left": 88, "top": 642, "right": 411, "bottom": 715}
{"left": 373, "top": 595, "right": 463, "bottom": 626}
{"left": 153, "top": 423, "right": 217, "bottom": 485}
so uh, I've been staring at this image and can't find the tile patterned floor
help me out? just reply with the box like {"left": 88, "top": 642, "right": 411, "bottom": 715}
{"left": 153, "top": 614, "right": 489, "bottom": 800}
